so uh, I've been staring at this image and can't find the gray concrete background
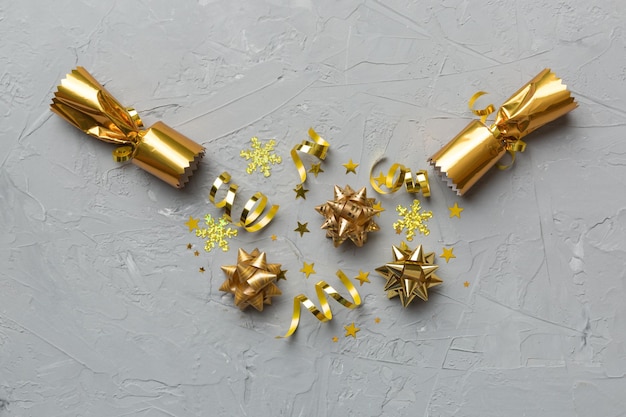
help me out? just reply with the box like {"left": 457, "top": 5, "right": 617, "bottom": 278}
{"left": 2, "top": 0, "right": 626, "bottom": 416}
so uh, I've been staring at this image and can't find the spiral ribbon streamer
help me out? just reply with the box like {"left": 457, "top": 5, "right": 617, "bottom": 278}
{"left": 291, "top": 128, "right": 330, "bottom": 183}
{"left": 276, "top": 270, "right": 361, "bottom": 338}
{"left": 369, "top": 159, "right": 430, "bottom": 197}
{"left": 210, "top": 172, "right": 279, "bottom": 232}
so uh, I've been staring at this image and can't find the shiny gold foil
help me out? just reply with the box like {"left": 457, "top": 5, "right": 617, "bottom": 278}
{"left": 429, "top": 68, "right": 577, "bottom": 195}
{"left": 51, "top": 67, "right": 205, "bottom": 188}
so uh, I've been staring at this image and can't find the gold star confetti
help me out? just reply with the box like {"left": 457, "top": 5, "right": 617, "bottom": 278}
{"left": 374, "top": 317, "right": 381, "bottom": 323}
{"left": 440, "top": 247, "right": 456, "bottom": 263}
{"left": 185, "top": 216, "right": 200, "bottom": 232}
{"left": 355, "top": 270, "right": 370, "bottom": 286}
{"left": 332, "top": 336, "right": 339, "bottom": 342}
{"left": 309, "top": 162, "right": 324, "bottom": 177}
{"left": 344, "top": 322, "right": 360, "bottom": 338}
{"left": 294, "top": 221, "right": 310, "bottom": 237}
{"left": 376, "top": 242, "right": 443, "bottom": 306}
{"left": 271, "top": 234, "right": 277, "bottom": 241}
{"left": 195, "top": 214, "right": 238, "bottom": 252}
{"left": 300, "top": 262, "right": 316, "bottom": 278}
{"left": 449, "top": 202, "right": 464, "bottom": 218}
{"left": 393, "top": 199, "right": 433, "bottom": 241}
{"left": 293, "top": 183, "right": 309, "bottom": 199}
{"left": 194, "top": 250, "right": 200, "bottom": 257}
{"left": 464, "top": 281, "right": 470, "bottom": 287}
{"left": 186, "top": 243, "right": 192, "bottom": 250}
{"left": 240, "top": 137, "right": 282, "bottom": 177}
{"left": 199, "top": 267, "right": 205, "bottom": 273}
{"left": 373, "top": 171, "right": 386, "bottom": 186}
{"left": 342, "top": 159, "right": 359, "bottom": 174}
{"left": 372, "top": 201, "right": 385, "bottom": 216}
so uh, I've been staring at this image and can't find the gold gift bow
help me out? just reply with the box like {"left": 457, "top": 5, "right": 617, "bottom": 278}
{"left": 51, "top": 67, "right": 204, "bottom": 188}
{"left": 210, "top": 172, "right": 279, "bottom": 232}
{"left": 369, "top": 159, "right": 430, "bottom": 196}
{"left": 468, "top": 91, "right": 527, "bottom": 170}
{"left": 291, "top": 128, "right": 330, "bottom": 183}
{"left": 276, "top": 270, "right": 361, "bottom": 338}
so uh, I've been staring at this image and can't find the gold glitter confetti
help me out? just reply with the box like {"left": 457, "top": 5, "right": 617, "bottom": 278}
{"left": 374, "top": 317, "right": 381, "bottom": 323}
{"left": 186, "top": 243, "right": 192, "bottom": 250}
{"left": 449, "top": 202, "right": 464, "bottom": 218}
{"left": 199, "top": 267, "right": 205, "bottom": 273}
{"left": 393, "top": 200, "right": 433, "bottom": 241}
{"left": 300, "top": 262, "right": 316, "bottom": 278}
{"left": 185, "top": 216, "right": 200, "bottom": 232}
{"left": 271, "top": 234, "right": 277, "bottom": 241}
{"left": 194, "top": 250, "right": 200, "bottom": 257}
{"left": 372, "top": 201, "right": 385, "bottom": 216}
{"left": 332, "top": 336, "right": 339, "bottom": 343}
{"left": 240, "top": 137, "right": 282, "bottom": 177}
{"left": 355, "top": 270, "right": 370, "bottom": 286}
{"left": 196, "top": 214, "right": 238, "bottom": 252}
{"left": 309, "top": 162, "right": 324, "bottom": 177}
{"left": 342, "top": 159, "right": 358, "bottom": 174}
{"left": 464, "top": 281, "right": 470, "bottom": 287}
{"left": 344, "top": 322, "right": 360, "bottom": 338}
{"left": 440, "top": 247, "right": 456, "bottom": 263}
{"left": 293, "top": 184, "right": 309, "bottom": 199}
{"left": 294, "top": 221, "right": 310, "bottom": 237}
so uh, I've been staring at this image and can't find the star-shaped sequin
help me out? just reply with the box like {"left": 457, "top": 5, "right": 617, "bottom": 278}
{"left": 240, "top": 137, "right": 282, "bottom": 177}
{"left": 293, "top": 184, "right": 309, "bottom": 199}
{"left": 342, "top": 159, "right": 359, "bottom": 174}
{"left": 344, "top": 322, "right": 360, "bottom": 338}
{"left": 355, "top": 270, "right": 370, "bottom": 286}
{"left": 185, "top": 216, "right": 200, "bottom": 232}
{"left": 300, "top": 262, "right": 316, "bottom": 278}
{"left": 373, "top": 171, "right": 386, "bottom": 186}
{"left": 393, "top": 199, "right": 433, "bottom": 241}
{"left": 448, "top": 202, "right": 464, "bottom": 218}
{"left": 309, "top": 162, "right": 324, "bottom": 177}
{"left": 440, "top": 247, "right": 456, "bottom": 263}
{"left": 376, "top": 242, "right": 443, "bottom": 307}
{"left": 372, "top": 201, "right": 385, "bottom": 216}
{"left": 464, "top": 281, "right": 470, "bottom": 288}
{"left": 195, "top": 214, "right": 238, "bottom": 252}
{"left": 294, "top": 221, "right": 310, "bottom": 237}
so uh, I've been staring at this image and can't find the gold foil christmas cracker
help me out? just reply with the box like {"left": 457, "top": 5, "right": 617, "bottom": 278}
{"left": 51, "top": 67, "right": 205, "bottom": 188}
{"left": 429, "top": 68, "right": 577, "bottom": 196}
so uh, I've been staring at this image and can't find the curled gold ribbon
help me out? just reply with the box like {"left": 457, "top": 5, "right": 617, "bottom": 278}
{"left": 210, "top": 172, "right": 279, "bottom": 232}
{"left": 276, "top": 270, "right": 361, "bottom": 338}
{"left": 369, "top": 159, "right": 430, "bottom": 197}
{"left": 468, "top": 91, "right": 527, "bottom": 170}
{"left": 291, "top": 128, "right": 330, "bottom": 183}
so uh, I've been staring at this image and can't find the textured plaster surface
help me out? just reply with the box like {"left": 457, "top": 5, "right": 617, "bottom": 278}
{"left": 1, "top": 0, "right": 626, "bottom": 416}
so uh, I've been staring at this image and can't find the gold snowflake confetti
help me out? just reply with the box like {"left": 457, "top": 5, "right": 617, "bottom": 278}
{"left": 240, "top": 137, "right": 282, "bottom": 177}
{"left": 196, "top": 214, "right": 239, "bottom": 252}
{"left": 393, "top": 199, "right": 433, "bottom": 241}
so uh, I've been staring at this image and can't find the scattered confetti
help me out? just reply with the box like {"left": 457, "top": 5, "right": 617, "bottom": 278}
{"left": 294, "top": 221, "right": 310, "bottom": 237}
{"left": 373, "top": 171, "right": 386, "bottom": 186}
{"left": 332, "top": 336, "right": 339, "bottom": 343}
{"left": 240, "top": 137, "right": 282, "bottom": 177}
{"left": 196, "top": 214, "right": 238, "bottom": 252}
{"left": 186, "top": 243, "right": 192, "bottom": 250}
{"left": 464, "top": 281, "right": 470, "bottom": 287}
{"left": 271, "top": 234, "right": 277, "bottom": 241}
{"left": 309, "top": 162, "right": 324, "bottom": 177}
{"left": 185, "top": 216, "right": 200, "bottom": 232}
{"left": 440, "top": 247, "right": 456, "bottom": 263}
{"left": 344, "top": 322, "right": 360, "bottom": 338}
{"left": 300, "top": 262, "right": 316, "bottom": 278}
{"left": 374, "top": 317, "right": 381, "bottom": 324}
{"left": 449, "top": 202, "right": 464, "bottom": 218}
{"left": 194, "top": 250, "right": 200, "bottom": 257}
{"left": 199, "top": 267, "right": 205, "bottom": 273}
{"left": 293, "top": 183, "right": 309, "bottom": 199}
{"left": 342, "top": 159, "right": 359, "bottom": 174}
{"left": 355, "top": 270, "right": 370, "bottom": 286}
{"left": 372, "top": 201, "right": 385, "bottom": 216}
{"left": 393, "top": 199, "right": 433, "bottom": 241}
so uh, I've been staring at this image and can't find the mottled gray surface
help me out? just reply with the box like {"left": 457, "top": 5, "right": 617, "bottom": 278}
{"left": 2, "top": 0, "right": 626, "bottom": 416}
